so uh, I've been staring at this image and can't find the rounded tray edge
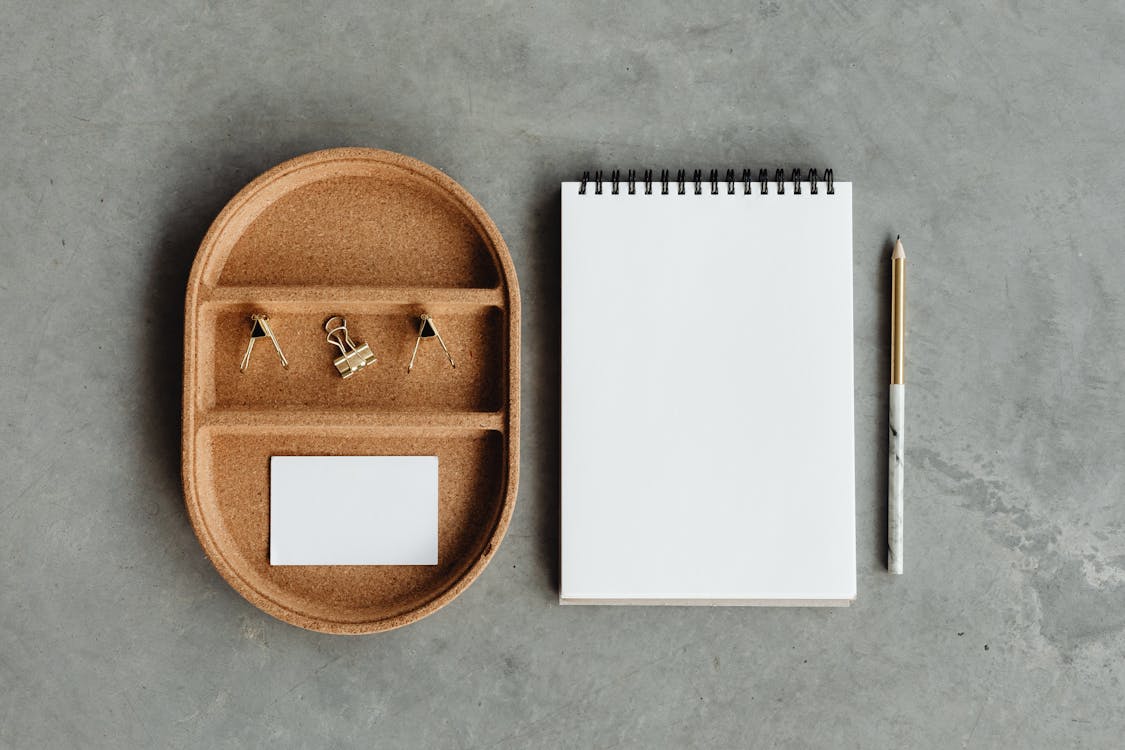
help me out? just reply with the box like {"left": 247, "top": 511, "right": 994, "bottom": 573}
{"left": 181, "top": 147, "right": 522, "bottom": 634}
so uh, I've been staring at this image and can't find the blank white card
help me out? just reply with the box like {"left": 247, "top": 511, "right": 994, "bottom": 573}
{"left": 270, "top": 456, "right": 438, "bottom": 566}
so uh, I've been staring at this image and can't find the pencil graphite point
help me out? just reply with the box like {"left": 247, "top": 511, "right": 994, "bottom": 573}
{"left": 893, "top": 235, "right": 905, "bottom": 259}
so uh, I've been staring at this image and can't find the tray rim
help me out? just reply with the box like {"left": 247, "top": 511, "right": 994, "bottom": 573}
{"left": 181, "top": 147, "right": 520, "bottom": 634}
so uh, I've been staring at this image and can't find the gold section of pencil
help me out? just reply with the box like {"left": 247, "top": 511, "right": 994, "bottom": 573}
{"left": 891, "top": 241, "right": 905, "bottom": 385}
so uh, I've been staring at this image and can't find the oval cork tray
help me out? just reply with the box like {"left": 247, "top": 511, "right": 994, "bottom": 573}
{"left": 182, "top": 148, "right": 520, "bottom": 634}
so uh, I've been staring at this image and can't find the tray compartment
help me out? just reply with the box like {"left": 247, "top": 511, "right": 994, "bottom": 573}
{"left": 203, "top": 305, "right": 506, "bottom": 413}
{"left": 194, "top": 428, "right": 505, "bottom": 627}
{"left": 216, "top": 175, "right": 501, "bottom": 288}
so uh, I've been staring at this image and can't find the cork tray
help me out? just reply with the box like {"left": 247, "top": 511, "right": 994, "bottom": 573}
{"left": 182, "top": 148, "right": 520, "bottom": 634}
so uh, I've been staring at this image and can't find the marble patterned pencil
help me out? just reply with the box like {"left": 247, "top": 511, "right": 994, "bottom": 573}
{"left": 888, "top": 236, "right": 906, "bottom": 574}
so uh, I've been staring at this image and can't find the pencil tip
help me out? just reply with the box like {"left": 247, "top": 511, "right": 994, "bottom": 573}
{"left": 896, "top": 234, "right": 901, "bottom": 240}
{"left": 892, "top": 236, "right": 905, "bottom": 259}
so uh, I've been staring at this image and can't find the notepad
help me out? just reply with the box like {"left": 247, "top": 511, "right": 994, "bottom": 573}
{"left": 270, "top": 456, "right": 438, "bottom": 566}
{"left": 560, "top": 170, "right": 855, "bottom": 605}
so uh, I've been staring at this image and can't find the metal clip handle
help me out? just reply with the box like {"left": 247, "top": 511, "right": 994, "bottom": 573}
{"left": 408, "top": 314, "right": 456, "bottom": 372}
{"left": 240, "top": 314, "right": 288, "bottom": 372}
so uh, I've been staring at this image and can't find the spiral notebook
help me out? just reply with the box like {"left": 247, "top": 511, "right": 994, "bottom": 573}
{"left": 561, "top": 169, "right": 855, "bottom": 606}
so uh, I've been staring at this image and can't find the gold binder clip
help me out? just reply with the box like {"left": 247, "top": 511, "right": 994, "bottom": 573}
{"left": 408, "top": 314, "right": 456, "bottom": 372}
{"left": 325, "top": 316, "right": 376, "bottom": 378}
{"left": 239, "top": 314, "right": 288, "bottom": 372}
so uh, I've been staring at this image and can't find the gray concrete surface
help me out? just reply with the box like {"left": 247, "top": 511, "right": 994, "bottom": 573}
{"left": 2, "top": 2, "right": 1124, "bottom": 748}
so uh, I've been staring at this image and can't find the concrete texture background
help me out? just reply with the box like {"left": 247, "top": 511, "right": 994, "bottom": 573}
{"left": 2, "top": 1, "right": 1124, "bottom": 748}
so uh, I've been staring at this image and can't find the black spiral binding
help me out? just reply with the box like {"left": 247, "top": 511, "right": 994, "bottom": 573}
{"left": 579, "top": 168, "right": 835, "bottom": 196}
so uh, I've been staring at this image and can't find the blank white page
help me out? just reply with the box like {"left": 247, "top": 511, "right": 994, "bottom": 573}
{"left": 270, "top": 456, "right": 438, "bottom": 566}
{"left": 560, "top": 180, "right": 855, "bottom": 604}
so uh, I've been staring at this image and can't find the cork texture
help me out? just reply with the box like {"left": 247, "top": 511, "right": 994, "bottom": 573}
{"left": 182, "top": 148, "right": 520, "bottom": 634}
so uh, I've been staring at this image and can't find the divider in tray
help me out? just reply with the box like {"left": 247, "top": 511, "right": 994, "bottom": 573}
{"left": 202, "top": 304, "right": 505, "bottom": 413}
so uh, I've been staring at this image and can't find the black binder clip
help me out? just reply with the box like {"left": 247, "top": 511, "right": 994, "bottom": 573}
{"left": 325, "top": 316, "right": 376, "bottom": 378}
{"left": 408, "top": 314, "right": 456, "bottom": 372}
{"left": 239, "top": 314, "right": 288, "bottom": 373}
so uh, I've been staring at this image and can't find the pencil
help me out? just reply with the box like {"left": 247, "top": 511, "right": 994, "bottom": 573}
{"left": 888, "top": 236, "right": 905, "bottom": 574}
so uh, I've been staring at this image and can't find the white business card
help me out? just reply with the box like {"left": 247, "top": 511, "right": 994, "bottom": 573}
{"left": 270, "top": 455, "right": 438, "bottom": 566}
